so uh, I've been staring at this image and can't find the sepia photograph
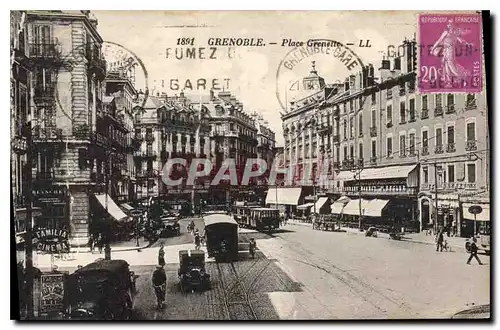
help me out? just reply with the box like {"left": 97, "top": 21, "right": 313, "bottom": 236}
{"left": 10, "top": 9, "right": 491, "bottom": 321}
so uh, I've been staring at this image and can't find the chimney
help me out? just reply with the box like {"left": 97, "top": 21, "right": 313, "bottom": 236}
{"left": 379, "top": 58, "right": 391, "bottom": 82}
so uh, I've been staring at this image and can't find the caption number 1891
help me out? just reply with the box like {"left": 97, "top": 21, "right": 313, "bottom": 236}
{"left": 177, "top": 38, "right": 195, "bottom": 46}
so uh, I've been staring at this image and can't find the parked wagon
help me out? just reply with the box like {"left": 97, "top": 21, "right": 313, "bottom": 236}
{"left": 204, "top": 214, "right": 239, "bottom": 262}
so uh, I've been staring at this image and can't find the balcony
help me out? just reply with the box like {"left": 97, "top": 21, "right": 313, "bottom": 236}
{"left": 434, "top": 107, "right": 443, "bottom": 117}
{"left": 333, "top": 135, "right": 340, "bottom": 144}
{"left": 446, "top": 143, "right": 456, "bottom": 153}
{"left": 422, "top": 146, "right": 429, "bottom": 156}
{"left": 400, "top": 151, "right": 407, "bottom": 158}
{"left": 466, "top": 140, "right": 478, "bottom": 151}
{"left": 133, "top": 151, "right": 157, "bottom": 159}
{"left": 370, "top": 156, "right": 377, "bottom": 165}
{"left": 409, "top": 150, "right": 417, "bottom": 157}
{"left": 445, "top": 104, "right": 455, "bottom": 114}
{"left": 386, "top": 120, "right": 393, "bottom": 128}
{"left": 399, "top": 87, "right": 405, "bottom": 96}
{"left": 408, "top": 82, "right": 416, "bottom": 93}
{"left": 317, "top": 125, "right": 332, "bottom": 135}
{"left": 333, "top": 161, "right": 340, "bottom": 169}
{"left": 370, "top": 126, "right": 377, "bottom": 137}
{"left": 87, "top": 48, "right": 106, "bottom": 79}
{"left": 344, "top": 185, "right": 417, "bottom": 196}
{"left": 145, "top": 133, "right": 155, "bottom": 142}
{"left": 435, "top": 144, "right": 444, "bottom": 154}
{"left": 387, "top": 89, "right": 393, "bottom": 99}
{"left": 465, "top": 100, "right": 477, "bottom": 110}
{"left": 409, "top": 114, "right": 416, "bottom": 123}
{"left": 136, "top": 170, "right": 156, "bottom": 178}
{"left": 341, "top": 159, "right": 354, "bottom": 170}
{"left": 36, "top": 171, "right": 54, "bottom": 181}
{"left": 358, "top": 158, "right": 364, "bottom": 167}
{"left": 333, "top": 107, "right": 340, "bottom": 117}
{"left": 33, "top": 86, "right": 56, "bottom": 103}
{"left": 28, "top": 43, "right": 62, "bottom": 62}
{"left": 421, "top": 109, "right": 429, "bottom": 119}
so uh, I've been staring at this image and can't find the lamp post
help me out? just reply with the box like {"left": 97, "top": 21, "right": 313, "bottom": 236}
{"left": 23, "top": 120, "right": 34, "bottom": 319}
{"left": 104, "top": 156, "right": 111, "bottom": 260}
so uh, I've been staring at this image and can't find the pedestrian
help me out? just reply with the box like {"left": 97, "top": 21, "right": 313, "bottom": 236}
{"left": 97, "top": 234, "right": 103, "bottom": 254}
{"left": 88, "top": 236, "right": 94, "bottom": 252}
{"left": 158, "top": 243, "right": 165, "bottom": 266}
{"left": 194, "top": 232, "right": 201, "bottom": 250}
{"left": 467, "top": 238, "right": 483, "bottom": 265}
{"left": 436, "top": 230, "right": 444, "bottom": 252}
{"left": 152, "top": 265, "right": 167, "bottom": 309}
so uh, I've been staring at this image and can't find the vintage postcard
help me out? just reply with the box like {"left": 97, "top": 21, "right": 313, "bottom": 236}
{"left": 11, "top": 10, "right": 490, "bottom": 320}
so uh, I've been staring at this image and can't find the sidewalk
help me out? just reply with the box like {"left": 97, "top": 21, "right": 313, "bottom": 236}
{"left": 287, "top": 220, "right": 468, "bottom": 252}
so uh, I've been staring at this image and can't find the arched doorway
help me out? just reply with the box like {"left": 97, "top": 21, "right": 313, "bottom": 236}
{"left": 420, "top": 199, "right": 430, "bottom": 230}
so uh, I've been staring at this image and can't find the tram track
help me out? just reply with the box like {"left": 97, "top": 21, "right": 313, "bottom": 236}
{"left": 214, "top": 257, "right": 273, "bottom": 320}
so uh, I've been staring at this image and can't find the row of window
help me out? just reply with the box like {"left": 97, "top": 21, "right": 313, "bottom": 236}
{"left": 286, "top": 118, "right": 477, "bottom": 162}
{"left": 422, "top": 163, "right": 477, "bottom": 184}
{"left": 285, "top": 93, "right": 477, "bottom": 138}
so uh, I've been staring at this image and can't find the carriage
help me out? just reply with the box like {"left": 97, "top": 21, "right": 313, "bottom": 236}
{"left": 204, "top": 214, "right": 239, "bottom": 262}
{"left": 248, "top": 208, "right": 280, "bottom": 232}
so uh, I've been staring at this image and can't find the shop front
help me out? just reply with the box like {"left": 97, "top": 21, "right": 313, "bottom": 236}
{"left": 337, "top": 164, "right": 420, "bottom": 232}
{"left": 418, "top": 193, "right": 460, "bottom": 235}
{"left": 265, "top": 187, "right": 306, "bottom": 217}
{"left": 461, "top": 195, "right": 490, "bottom": 238}
{"left": 90, "top": 193, "right": 133, "bottom": 243}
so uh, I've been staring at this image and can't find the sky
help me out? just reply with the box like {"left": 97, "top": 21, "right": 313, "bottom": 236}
{"left": 94, "top": 11, "right": 423, "bottom": 146}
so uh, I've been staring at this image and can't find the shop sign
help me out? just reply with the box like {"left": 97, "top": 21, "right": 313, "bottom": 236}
{"left": 33, "top": 228, "right": 70, "bottom": 253}
{"left": 468, "top": 205, "right": 483, "bottom": 215}
{"left": 32, "top": 187, "right": 68, "bottom": 204}
{"left": 40, "top": 272, "right": 67, "bottom": 313}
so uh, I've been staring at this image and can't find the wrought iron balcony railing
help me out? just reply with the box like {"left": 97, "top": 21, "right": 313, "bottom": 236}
{"left": 435, "top": 144, "right": 444, "bottom": 154}
{"left": 446, "top": 143, "right": 456, "bottom": 153}
{"left": 466, "top": 140, "right": 478, "bottom": 151}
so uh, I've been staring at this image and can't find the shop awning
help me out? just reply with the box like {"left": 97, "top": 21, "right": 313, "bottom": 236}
{"left": 331, "top": 202, "right": 345, "bottom": 214}
{"left": 265, "top": 187, "right": 302, "bottom": 205}
{"left": 313, "top": 197, "right": 329, "bottom": 212}
{"left": 335, "top": 171, "right": 354, "bottom": 181}
{"left": 120, "top": 203, "right": 134, "bottom": 211}
{"left": 363, "top": 199, "right": 389, "bottom": 217}
{"left": 297, "top": 203, "right": 315, "bottom": 210}
{"left": 94, "top": 194, "right": 129, "bottom": 222}
{"left": 462, "top": 203, "right": 490, "bottom": 221}
{"left": 341, "top": 165, "right": 418, "bottom": 181}
{"left": 342, "top": 199, "right": 372, "bottom": 216}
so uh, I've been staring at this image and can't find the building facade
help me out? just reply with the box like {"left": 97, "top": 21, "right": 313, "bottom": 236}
{"left": 280, "top": 37, "right": 489, "bottom": 235}
{"left": 11, "top": 10, "right": 35, "bottom": 233}
{"left": 22, "top": 10, "right": 109, "bottom": 247}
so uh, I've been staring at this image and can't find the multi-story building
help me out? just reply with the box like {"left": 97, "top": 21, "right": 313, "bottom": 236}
{"left": 252, "top": 113, "right": 276, "bottom": 200}
{"left": 281, "top": 37, "right": 489, "bottom": 235}
{"left": 132, "top": 91, "right": 212, "bottom": 213}
{"left": 11, "top": 11, "right": 37, "bottom": 233}
{"left": 205, "top": 90, "right": 260, "bottom": 204}
{"left": 104, "top": 69, "right": 139, "bottom": 204}
{"left": 24, "top": 10, "right": 109, "bottom": 247}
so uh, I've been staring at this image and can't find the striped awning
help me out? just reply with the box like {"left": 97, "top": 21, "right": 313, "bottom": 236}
{"left": 297, "top": 203, "right": 315, "bottom": 210}
{"left": 313, "top": 197, "right": 329, "bottom": 213}
{"left": 94, "top": 194, "right": 128, "bottom": 222}
{"left": 342, "top": 199, "right": 372, "bottom": 216}
{"left": 363, "top": 199, "right": 389, "bottom": 217}
{"left": 331, "top": 202, "right": 345, "bottom": 214}
{"left": 120, "top": 203, "right": 134, "bottom": 211}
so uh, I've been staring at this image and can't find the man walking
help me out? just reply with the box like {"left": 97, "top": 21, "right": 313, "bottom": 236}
{"left": 436, "top": 230, "right": 444, "bottom": 252}
{"left": 467, "top": 238, "right": 483, "bottom": 265}
{"left": 152, "top": 265, "right": 167, "bottom": 309}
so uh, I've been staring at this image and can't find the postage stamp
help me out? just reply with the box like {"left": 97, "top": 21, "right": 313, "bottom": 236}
{"left": 418, "top": 13, "right": 483, "bottom": 93}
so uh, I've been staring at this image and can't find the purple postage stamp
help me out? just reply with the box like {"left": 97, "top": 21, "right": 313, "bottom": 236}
{"left": 418, "top": 13, "right": 483, "bottom": 93}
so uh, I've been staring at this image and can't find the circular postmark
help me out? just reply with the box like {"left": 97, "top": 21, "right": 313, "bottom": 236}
{"left": 275, "top": 39, "right": 365, "bottom": 113}
{"left": 51, "top": 37, "right": 150, "bottom": 129}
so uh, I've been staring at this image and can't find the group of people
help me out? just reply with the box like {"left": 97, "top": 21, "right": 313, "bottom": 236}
{"left": 435, "top": 229, "right": 483, "bottom": 265}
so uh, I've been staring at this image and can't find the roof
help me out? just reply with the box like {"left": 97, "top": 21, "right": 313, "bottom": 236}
{"left": 76, "top": 259, "right": 130, "bottom": 274}
{"left": 179, "top": 250, "right": 205, "bottom": 257}
{"left": 204, "top": 214, "right": 238, "bottom": 227}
